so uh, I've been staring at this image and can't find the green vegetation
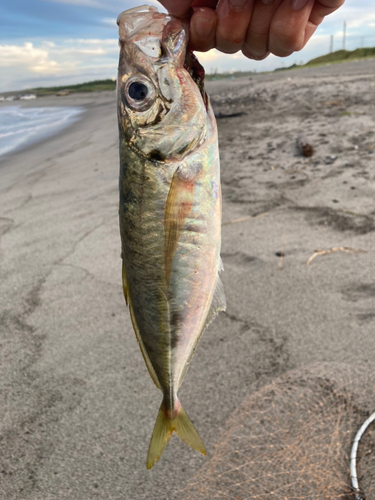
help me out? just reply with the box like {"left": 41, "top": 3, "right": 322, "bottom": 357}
{"left": 304, "top": 47, "right": 375, "bottom": 66}
{"left": 276, "top": 46, "right": 375, "bottom": 71}
{"left": 29, "top": 79, "right": 116, "bottom": 96}
{"left": 205, "top": 70, "right": 255, "bottom": 81}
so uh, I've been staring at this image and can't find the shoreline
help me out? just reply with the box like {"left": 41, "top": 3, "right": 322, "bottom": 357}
{"left": 0, "top": 91, "right": 116, "bottom": 169}
{"left": 0, "top": 105, "right": 85, "bottom": 160}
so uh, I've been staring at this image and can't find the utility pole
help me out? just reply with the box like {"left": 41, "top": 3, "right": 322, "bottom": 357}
{"left": 330, "top": 35, "right": 334, "bottom": 53}
{"left": 343, "top": 20, "right": 346, "bottom": 50}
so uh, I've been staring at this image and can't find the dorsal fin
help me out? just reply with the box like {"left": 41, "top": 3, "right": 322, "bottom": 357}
{"left": 202, "top": 274, "right": 226, "bottom": 331}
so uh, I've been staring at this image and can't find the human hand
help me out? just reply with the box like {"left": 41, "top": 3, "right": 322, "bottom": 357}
{"left": 158, "top": 0, "right": 345, "bottom": 59}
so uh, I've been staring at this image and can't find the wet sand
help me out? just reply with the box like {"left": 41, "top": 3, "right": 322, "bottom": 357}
{"left": 0, "top": 60, "right": 374, "bottom": 499}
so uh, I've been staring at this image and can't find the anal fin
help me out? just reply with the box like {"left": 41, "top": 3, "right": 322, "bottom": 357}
{"left": 122, "top": 258, "right": 129, "bottom": 306}
{"left": 122, "top": 261, "right": 162, "bottom": 391}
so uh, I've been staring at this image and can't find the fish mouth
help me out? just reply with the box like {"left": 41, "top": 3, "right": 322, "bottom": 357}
{"left": 117, "top": 5, "right": 169, "bottom": 45}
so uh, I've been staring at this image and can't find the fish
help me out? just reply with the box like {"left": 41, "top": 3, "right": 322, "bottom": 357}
{"left": 117, "top": 5, "right": 226, "bottom": 469}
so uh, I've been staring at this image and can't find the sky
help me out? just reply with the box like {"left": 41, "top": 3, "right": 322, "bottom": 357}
{"left": 0, "top": 0, "right": 374, "bottom": 92}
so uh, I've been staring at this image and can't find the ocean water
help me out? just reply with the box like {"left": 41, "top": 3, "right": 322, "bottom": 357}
{"left": 0, "top": 106, "right": 84, "bottom": 158}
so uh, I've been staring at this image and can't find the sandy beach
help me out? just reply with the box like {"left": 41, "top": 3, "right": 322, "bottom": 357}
{"left": 1, "top": 59, "right": 375, "bottom": 499}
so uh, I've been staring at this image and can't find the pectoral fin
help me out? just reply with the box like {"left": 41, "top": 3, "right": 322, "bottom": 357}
{"left": 164, "top": 167, "right": 195, "bottom": 286}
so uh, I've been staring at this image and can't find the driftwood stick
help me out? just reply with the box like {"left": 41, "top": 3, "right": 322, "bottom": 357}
{"left": 222, "top": 212, "right": 268, "bottom": 226}
{"left": 306, "top": 247, "right": 367, "bottom": 266}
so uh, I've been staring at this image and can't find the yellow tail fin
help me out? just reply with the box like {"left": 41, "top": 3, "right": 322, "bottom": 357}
{"left": 147, "top": 400, "right": 206, "bottom": 469}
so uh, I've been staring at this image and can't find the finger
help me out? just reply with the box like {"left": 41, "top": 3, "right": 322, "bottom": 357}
{"left": 215, "top": 0, "right": 255, "bottom": 54}
{"left": 158, "top": 0, "right": 194, "bottom": 17}
{"left": 309, "top": 0, "right": 345, "bottom": 26}
{"left": 269, "top": 0, "right": 315, "bottom": 57}
{"left": 314, "top": 0, "right": 345, "bottom": 7}
{"left": 190, "top": 7, "right": 217, "bottom": 51}
{"left": 304, "top": 20, "right": 317, "bottom": 44}
{"left": 242, "top": 0, "right": 283, "bottom": 60}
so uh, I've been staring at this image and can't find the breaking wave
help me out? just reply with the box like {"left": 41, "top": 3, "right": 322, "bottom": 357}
{"left": 0, "top": 106, "right": 84, "bottom": 158}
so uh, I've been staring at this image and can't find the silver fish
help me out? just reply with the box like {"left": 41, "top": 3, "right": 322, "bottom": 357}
{"left": 117, "top": 5, "right": 226, "bottom": 469}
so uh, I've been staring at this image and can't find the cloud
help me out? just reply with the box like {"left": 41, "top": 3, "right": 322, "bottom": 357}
{"left": 41, "top": 0, "right": 103, "bottom": 7}
{"left": 195, "top": 50, "right": 221, "bottom": 63}
{"left": 0, "top": 39, "right": 120, "bottom": 91}
{"left": 0, "top": 43, "right": 59, "bottom": 73}
{"left": 65, "top": 38, "right": 117, "bottom": 45}
{"left": 102, "top": 17, "right": 117, "bottom": 26}
{"left": 318, "top": 2, "right": 375, "bottom": 30}
{"left": 42, "top": 41, "right": 57, "bottom": 48}
{"left": 41, "top": 0, "right": 166, "bottom": 11}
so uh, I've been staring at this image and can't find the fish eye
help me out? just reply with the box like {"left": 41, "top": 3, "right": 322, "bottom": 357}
{"left": 128, "top": 82, "right": 148, "bottom": 101}
{"left": 124, "top": 76, "right": 155, "bottom": 112}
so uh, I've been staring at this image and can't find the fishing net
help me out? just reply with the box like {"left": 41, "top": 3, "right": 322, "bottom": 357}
{"left": 184, "top": 363, "right": 375, "bottom": 500}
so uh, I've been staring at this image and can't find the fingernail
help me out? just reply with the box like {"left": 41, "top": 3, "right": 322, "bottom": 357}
{"left": 291, "top": 0, "right": 310, "bottom": 10}
{"left": 228, "top": 0, "right": 249, "bottom": 8}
